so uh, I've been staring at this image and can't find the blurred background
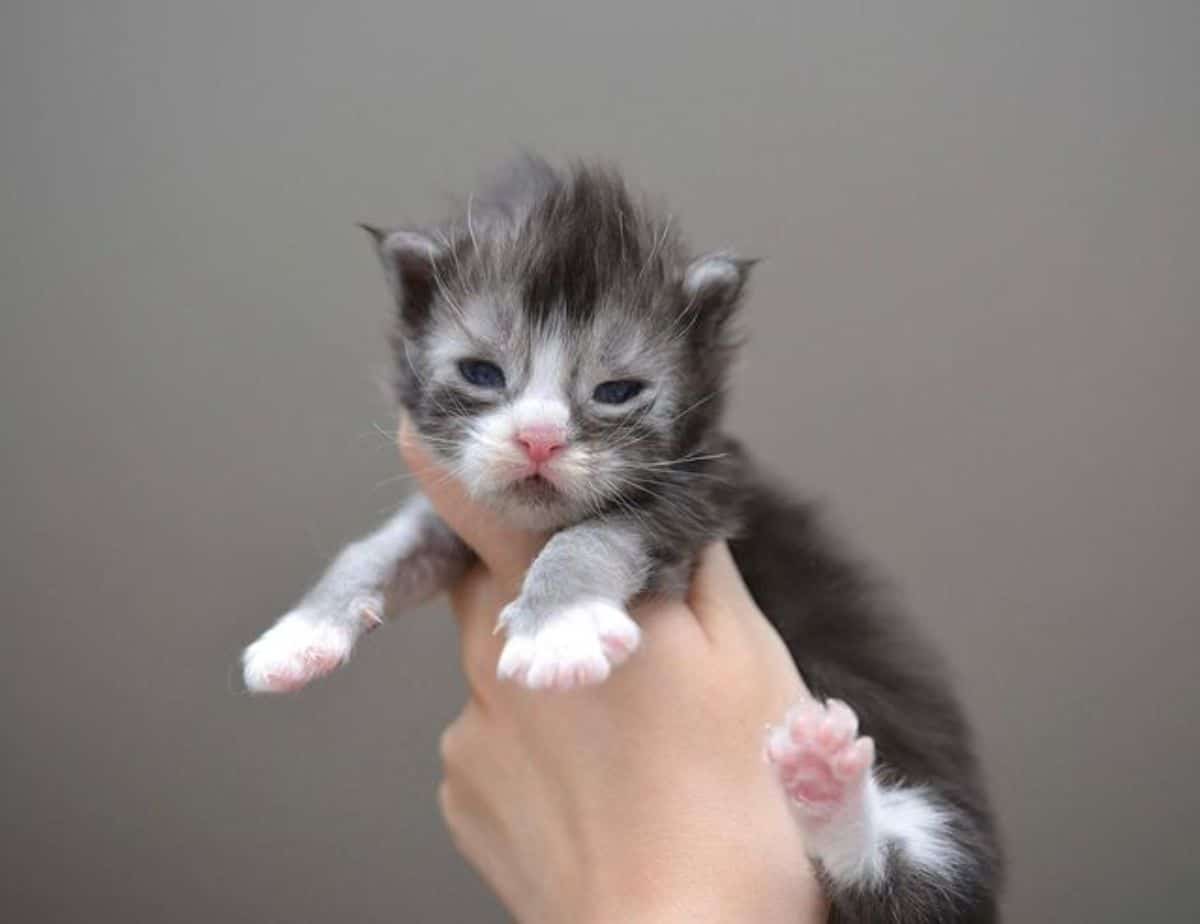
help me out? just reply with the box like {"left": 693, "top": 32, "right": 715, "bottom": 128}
{"left": 3, "top": 2, "right": 1198, "bottom": 920}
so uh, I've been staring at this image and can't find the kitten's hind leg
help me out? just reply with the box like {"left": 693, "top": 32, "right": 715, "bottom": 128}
{"left": 767, "top": 698, "right": 983, "bottom": 921}
{"left": 241, "top": 494, "right": 471, "bottom": 693}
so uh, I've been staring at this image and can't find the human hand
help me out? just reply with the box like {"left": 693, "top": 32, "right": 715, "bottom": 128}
{"left": 399, "top": 419, "right": 828, "bottom": 923}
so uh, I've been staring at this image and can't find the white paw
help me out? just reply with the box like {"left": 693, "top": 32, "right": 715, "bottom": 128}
{"left": 241, "top": 613, "right": 356, "bottom": 693}
{"left": 766, "top": 698, "right": 875, "bottom": 822}
{"left": 496, "top": 598, "right": 641, "bottom": 691}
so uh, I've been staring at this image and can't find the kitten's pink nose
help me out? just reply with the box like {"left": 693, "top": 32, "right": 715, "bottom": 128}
{"left": 516, "top": 425, "right": 567, "bottom": 465}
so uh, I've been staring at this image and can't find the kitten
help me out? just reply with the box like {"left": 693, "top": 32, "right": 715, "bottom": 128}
{"left": 241, "top": 157, "right": 1002, "bottom": 921}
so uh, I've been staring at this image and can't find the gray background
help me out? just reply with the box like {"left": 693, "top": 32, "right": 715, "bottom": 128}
{"left": 3, "top": 1, "right": 1197, "bottom": 921}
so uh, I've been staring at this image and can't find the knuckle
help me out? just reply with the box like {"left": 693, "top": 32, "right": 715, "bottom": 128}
{"left": 436, "top": 780, "right": 454, "bottom": 817}
{"left": 437, "top": 780, "right": 473, "bottom": 854}
{"left": 438, "top": 723, "right": 463, "bottom": 768}
{"left": 436, "top": 782, "right": 462, "bottom": 836}
{"left": 439, "top": 704, "right": 484, "bottom": 770}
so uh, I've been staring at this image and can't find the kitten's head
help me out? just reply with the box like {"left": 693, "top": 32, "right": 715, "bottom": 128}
{"left": 367, "top": 158, "right": 752, "bottom": 529}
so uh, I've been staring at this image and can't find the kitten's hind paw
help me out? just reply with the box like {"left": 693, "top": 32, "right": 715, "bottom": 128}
{"left": 497, "top": 598, "right": 641, "bottom": 691}
{"left": 766, "top": 698, "right": 875, "bottom": 820}
{"left": 241, "top": 613, "right": 356, "bottom": 693}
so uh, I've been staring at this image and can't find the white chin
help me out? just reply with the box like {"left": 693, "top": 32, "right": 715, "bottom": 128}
{"left": 480, "top": 477, "right": 576, "bottom": 529}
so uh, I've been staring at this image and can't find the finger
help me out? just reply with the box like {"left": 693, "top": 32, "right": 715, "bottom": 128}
{"left": 688, "top": 543, "right": 812, "bottom": 704}
{"left": 398, "top": 415, "right": 546, "bottom": 581}
{"left": 438, "top": 786, "right": 528, "bottom": 922}
{"left": 686, "top": 542, "right": 762, "bottom": 637}
{"left": 449, "top": 564, "right": 511, "bottom": 694}
{"left": 437, "top": 778, "right": 509, "bottom": 896}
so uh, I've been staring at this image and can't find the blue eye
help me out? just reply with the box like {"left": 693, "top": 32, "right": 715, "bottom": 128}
{"left": 458, "top": 359, "right": 506, "bottom": 389}
{"left": 593, "top": 380, "right": 645, "bottom": 405}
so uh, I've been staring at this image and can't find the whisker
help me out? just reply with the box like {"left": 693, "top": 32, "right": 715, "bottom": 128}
{"left": 465, "top": 193, "right": 481, "bottom": 259}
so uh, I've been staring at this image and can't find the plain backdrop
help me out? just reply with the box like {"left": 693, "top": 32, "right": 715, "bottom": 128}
{"left": 3, "top": 2, "right": 1198, "bottom": 921}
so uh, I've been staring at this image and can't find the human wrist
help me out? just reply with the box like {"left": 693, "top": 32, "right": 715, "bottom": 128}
{"left": 587, "top": 885, "right": 814, "bottom": 924}
{"left": 579, "top": 846, "right": 822, "bottom": 924}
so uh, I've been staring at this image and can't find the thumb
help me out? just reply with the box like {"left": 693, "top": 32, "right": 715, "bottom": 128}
{"left": 687, "top": 542, "right": 769, "bottom": 639}
{"left": 688, "top": 542, "right": 810, "bottom": 701}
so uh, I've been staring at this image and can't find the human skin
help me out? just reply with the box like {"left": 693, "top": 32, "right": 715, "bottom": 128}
{"left": 399, "top": 419, "right": 828, "bottom": 923}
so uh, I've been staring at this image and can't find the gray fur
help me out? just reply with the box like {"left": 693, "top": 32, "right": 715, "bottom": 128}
{"left": 305, "top": 494, "right": 468, "bottom": 629}
{"left": 241, "top": 495, "right": 469, "bottom": 692}
{"left": 498, "top": 518, "right": 648, "bottom": 635}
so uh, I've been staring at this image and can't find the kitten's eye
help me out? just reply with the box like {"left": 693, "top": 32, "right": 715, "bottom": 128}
{"left": 458, "top": 359, "right": 506, "bottom": 389}
{"left": 593, "top": 379, "right": 645, "bottom": 405}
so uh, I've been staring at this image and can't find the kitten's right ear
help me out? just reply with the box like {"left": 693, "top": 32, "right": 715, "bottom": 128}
{"left": 359, "top": 224, "right": 445, "bottom": 326}
{"left": 681, "top": 251, "right": 757, "bottom": 335}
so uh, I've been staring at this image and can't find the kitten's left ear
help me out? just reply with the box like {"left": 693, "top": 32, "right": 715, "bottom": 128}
{"left": 359, "top": 224, "right": 446, "bottom": 328}
{"left": 682, "top": 252, "right": 757, "bottom": 329}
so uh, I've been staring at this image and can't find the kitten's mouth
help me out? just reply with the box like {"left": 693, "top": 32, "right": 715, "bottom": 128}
{"left": 508, "top": 472, "right": 563, "bottom": 501}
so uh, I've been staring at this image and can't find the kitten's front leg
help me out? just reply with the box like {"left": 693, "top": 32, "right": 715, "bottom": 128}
{"left": 497, "top": 519, "right": 649, "bottom": 691}
{"left": 242, "top": 494, "right": 471, "bottom": 693}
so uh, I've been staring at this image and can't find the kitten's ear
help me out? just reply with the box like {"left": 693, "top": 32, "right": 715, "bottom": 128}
{"left": 359, "top": 224, "right": 445, "bottom": 326}
{"left": 681, "top": 252, "right": 757, "bottom": 331}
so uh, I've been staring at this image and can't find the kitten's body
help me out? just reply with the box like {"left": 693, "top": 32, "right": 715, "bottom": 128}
{"left": 242, "top": 158, "right": 1001, "bottom": 920}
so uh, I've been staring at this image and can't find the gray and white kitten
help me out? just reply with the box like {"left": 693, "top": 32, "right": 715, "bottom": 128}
{"left": 241, "top": 158, "right": 1001, "bottom": 922}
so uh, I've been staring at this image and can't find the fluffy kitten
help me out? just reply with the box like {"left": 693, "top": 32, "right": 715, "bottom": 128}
{"left": 241, "top": 157, "right": 1002, "bottom": 921}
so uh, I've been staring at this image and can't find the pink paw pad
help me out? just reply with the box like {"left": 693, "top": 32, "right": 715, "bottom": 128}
{"left": 766, "top": 698, "right": 875, "bottom": 819}
{"left": 598, "top": 628, "right": 637, "bottom": 660}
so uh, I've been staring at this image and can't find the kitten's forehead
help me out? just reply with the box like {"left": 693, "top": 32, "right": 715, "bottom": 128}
{"left": 586, "top": 300, "right": 674, "bottom": 370}
{"left": 525, "top": 320, "right": 571, "bottom": 392}
{"left": 430, "top": 286, "right": 674, "bottom": 376}
{"left": 424, "top": 293, "right": 509, "bottom": 373}
{"left": 458, "top": 292, "right": 515, "bottom": 343}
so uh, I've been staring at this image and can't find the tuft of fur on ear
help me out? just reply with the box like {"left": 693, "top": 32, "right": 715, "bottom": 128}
{"left": 681, "top": 251, "right": 757, "bottom": 333}
{"left": 359, "top": 224, "right": 445, "bottom": 328}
